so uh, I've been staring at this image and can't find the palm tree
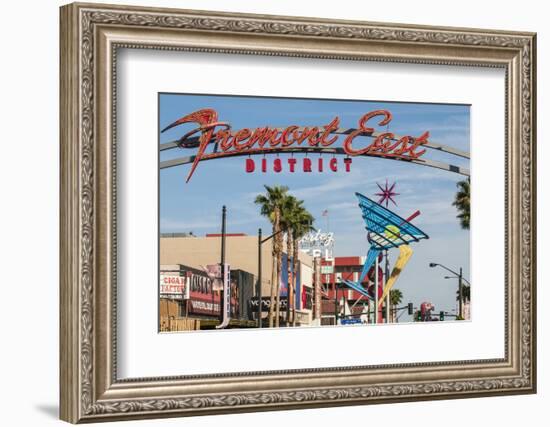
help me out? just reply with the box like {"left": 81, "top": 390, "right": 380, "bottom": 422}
{"left": 280, "top": 195, "right": 300, "bottom": 327}
{"left": 291, "top": 208, "right": 315, "bottom": 326}
{"left": 280, "top": 196, "right": 315, "bottom": 326}
{"left": 456, "top": 284, "right": 471, "bottom": 302}
{"left": 389, "top": 289, "right": 403, "bottom": 322}
{"left": 452, "top": 178, "right": 470, "bottom": 230}
{"left": 255, "top": 185, "right": 289, "bottom": 327}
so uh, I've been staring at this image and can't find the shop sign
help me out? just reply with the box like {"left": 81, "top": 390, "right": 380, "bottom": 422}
{"left": 188, "top": 297, "right": 220, "bottom": 315}
{"left": 249, "top": 297, "right": 289, "bottom": 312}
{"left": 202, "top": 264, "right": 223, "bottom": 291}
{"left": 294, "top": 310, "right": 311, "bottom": 324}
{"left": 159, "top": 274, "right": 189, "bottom": 299}
{"left": 320, "top": 265, "right": 334, "bottom": 274}
{"left": 299, "top": 229, "right": 335, "bottom": 259}
{"left": 341, "top": 318, "right": 362, "bottom": 325}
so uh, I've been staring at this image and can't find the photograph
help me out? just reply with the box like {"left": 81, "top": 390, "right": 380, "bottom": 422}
{"left": 159, "top": 94, "right": 471, "bottom": 332}
{"left": 56, "top": 2, "right": 536, "bottom": 422}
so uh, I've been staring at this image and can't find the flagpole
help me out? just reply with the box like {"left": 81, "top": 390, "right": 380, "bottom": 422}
{"left": 374, "top": 255, "right": 379, "bottom": 324}
{"left": 385, "top": 249, "right": 390, "bottom": 323}
{"left": 322, "top": 209, "right": 330, "bottom": 300}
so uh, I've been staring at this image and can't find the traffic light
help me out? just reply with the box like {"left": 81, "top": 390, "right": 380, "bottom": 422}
{"left": 408, "top": 302, "right": 413, "bottom": 315}
{"left": 415, "top": 310, "right": 422, "bottom": 322}
{"left": 439, "top": 311, "right": 445, "bottom": 321}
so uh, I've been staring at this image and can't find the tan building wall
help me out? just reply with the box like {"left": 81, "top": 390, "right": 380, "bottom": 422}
{"left": 160, "top": 235, "right": 313, "bottom": 295}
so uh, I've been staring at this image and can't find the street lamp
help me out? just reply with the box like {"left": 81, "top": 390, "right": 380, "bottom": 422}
{"left": 444, "top": 276, "right": 471, "bottom": 286}
{"left": 429, "top": 262, "right": 468, "bottom": 319}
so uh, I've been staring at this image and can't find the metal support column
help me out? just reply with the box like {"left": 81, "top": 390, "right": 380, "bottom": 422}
{"left": 257, "top": 228, "right": 262, "bottom": 328}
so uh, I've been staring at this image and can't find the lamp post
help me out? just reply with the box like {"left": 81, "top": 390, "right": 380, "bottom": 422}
{"left": 429, "top": 262, "right": 468, "bottom": 319}
{"left": 374, "top": 256, "right": 379, "bottom": 324}
{"left": 220, "top": 206, "right": 226, "bottom": 325}
{"left": 334, "top": 282, "right": 339, "bottom": 325}
{"left": 384, "top": 249, "right": 390, "bottom": 323}
{"left": 257, "top": 228, "right": 262, "bottom": 328}
{"left": 444, "top": 276, "right": 471, "bottom": 286}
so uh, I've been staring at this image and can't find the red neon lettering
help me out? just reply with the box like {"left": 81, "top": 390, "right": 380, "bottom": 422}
{"left": 232, "top": 128, "right": 252, "bottom": 150}
{"left": 293, "top": 127, "right": 320, "bottom": 146}
{"left": 319, "top": 117, "right": 340, "bottom": 146}
{"left": 162, "top": 108, "right": 428, "bottom": 182}
{"left": 288, "top": 158, "right": 297, "bottom": 172}
{"left": 344, "top": 158, "right": 352, "bottom": 172}
{"left": 161, "top": 108, "right": 234, "bottom": 182}
{"left": 282, "top": 126, "right": 299, "bottom": 146}
{"left": 216, "top": 130, "right": 232, "bottom": 151}
{"left": 329, "top": 158, "right": 338, "bottom": 172}
{"left": 343, "top": 110, "right": 392, "bottom": 156}
{"left": 268, "top": 130, "right": 282, "bottom": 147}
{"left": 274, "top": 158, "right": 282, "bottom": 173}
{"left": 393, "top": 131, "right": 429, "bottom": 158}
{"left": 249, "top": 128, "right": 271, "bottom": 148}
{"left": 245, "top": 158, "right": 255, "bottom": 173}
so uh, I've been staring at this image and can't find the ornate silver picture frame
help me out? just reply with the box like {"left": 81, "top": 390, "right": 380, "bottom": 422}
{"left": 60, "top": 2, "right": 536, "bottom": 423}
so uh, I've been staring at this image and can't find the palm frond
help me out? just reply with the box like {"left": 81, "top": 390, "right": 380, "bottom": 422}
{"left": 452, "top": 178, "right": 470, "bottom": 230}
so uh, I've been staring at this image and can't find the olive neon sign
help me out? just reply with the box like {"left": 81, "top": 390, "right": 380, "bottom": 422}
{"left": 161, "top": 108, "right": 430, "bottom": 182}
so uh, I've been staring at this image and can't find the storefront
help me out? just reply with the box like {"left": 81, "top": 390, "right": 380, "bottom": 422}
{"left": 161, "top": 233, "right": 313, "bottom": 298}
{"left": 160, "top": 234, "right": 315, "bottom": 326}
{"left": 159, "top": 264, "right": 257, "bottom": 330}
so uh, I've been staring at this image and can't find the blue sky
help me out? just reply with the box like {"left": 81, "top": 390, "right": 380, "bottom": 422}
{"left": 159, "top": 93, "right": 470, "bottom": 320}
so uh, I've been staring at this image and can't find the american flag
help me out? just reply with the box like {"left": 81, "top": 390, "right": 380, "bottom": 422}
{"left": 321, "top": 209, "right": 329, "bottom": 216}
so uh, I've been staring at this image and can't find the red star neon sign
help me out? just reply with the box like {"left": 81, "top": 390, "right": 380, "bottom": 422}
{"left": 375, "top": 179, "right": 399, "bottom": 207}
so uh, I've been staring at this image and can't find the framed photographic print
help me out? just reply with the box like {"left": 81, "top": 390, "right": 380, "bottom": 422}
{"left": 59, "top": 2, "right": 536, "bottom": 423}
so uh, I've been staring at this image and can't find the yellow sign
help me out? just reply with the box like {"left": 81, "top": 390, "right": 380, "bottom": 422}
{"left": 378, "top": 245, "right": 413, "bottom": 307}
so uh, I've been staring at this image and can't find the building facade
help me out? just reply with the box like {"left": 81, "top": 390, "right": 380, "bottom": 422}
{"left": 159, "top": 234, "right": 315, "bottom": 329}
{"left": 317, "top": 256, "right": 385, "bottom": 325}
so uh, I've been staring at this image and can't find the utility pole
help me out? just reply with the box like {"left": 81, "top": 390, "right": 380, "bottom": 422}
{"left": 334, "top": 283, "right": 338, "bottom": 325}
{"left": 429, "top": 263, "right": 469, "bottom": 322}
{"left": 313, "top": 257, "right": 321, "bottom": 326}
{"left": 219, "top": 206, "right": 226, "bottom": 325}
{"left": 458, "top": 267, "right": 463, "bottom": 319}
{"left": 385, "top": 250, "right": 390, "bottom": 323}
{"left": 374, "top": 255, "right": 379, "bottom": 324}
{"left": 258, "top": 228, "right": 284, "bottom": 328}
{"left": 257, "top": 228, "right": 262, "bottom": 328}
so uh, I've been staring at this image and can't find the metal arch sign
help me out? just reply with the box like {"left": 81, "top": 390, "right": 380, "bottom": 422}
{"left": 160, "top": 108, "right": 470, "bottom": 181}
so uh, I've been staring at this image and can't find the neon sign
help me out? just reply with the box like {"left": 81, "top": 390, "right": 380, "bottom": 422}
{"left": 161, "top": 108, "right": 429, "bottom": 182}
{"left": 299, "top": 230, "right": 335, "bottom": 260}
